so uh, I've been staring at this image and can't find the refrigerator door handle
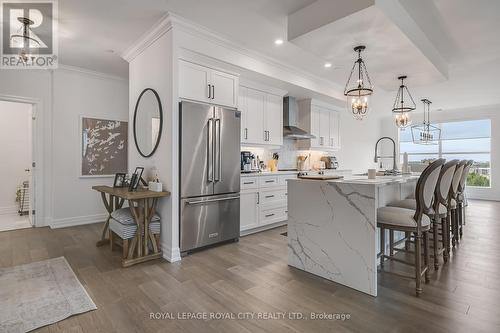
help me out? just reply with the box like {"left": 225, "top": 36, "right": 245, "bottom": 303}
{"left": 207, "top": 118, "right": 214, "bottom": 182}
{"left": 214, "top": 118, "right": 222, "bottom": 181}
{"left": 186, "top": 195, "right": 240, "bottom": 205}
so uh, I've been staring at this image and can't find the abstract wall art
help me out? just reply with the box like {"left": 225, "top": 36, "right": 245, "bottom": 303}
{"left": 81, "top": 117, "right": 128, "bottom": 176}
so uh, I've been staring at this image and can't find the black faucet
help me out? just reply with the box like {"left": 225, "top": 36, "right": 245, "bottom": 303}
{"left": 374, "top": 137, "right": 398, "bottom": 172}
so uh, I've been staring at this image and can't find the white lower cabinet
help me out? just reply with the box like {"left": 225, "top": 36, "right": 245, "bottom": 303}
{"left": 240, "top": 174, "right": 295, "bottom": 234}
{"left": 240, "top": 190, "right": 259, "bottom": 232}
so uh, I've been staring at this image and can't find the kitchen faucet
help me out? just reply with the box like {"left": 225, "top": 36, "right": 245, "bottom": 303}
{"left": 374, "top": 137, "right": 398, "bottom": 172}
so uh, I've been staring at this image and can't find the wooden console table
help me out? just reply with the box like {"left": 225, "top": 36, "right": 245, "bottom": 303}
{"left": 92, "top": 186, "right": 170, "bottom": 267}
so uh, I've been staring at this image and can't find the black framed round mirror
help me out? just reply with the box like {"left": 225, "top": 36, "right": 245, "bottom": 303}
{"left": 133, "top": 88, "right": 163, "bottom": 158}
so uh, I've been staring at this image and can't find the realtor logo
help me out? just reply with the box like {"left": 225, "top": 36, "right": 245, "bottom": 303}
{"left": 1, "top": 0, "right": 58, "bottom": 69}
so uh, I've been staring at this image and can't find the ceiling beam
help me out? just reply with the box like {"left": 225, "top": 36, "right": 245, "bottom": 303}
{"left": 376, "top": 0, "right": 449, "bottom": 79}
{"left": 287, "top": 0, "right": 374, "bottom": 41}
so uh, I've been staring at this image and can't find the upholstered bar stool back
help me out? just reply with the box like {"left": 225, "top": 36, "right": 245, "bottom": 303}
{"left": 457, "top": 160, "right": 474, "bottom": 237}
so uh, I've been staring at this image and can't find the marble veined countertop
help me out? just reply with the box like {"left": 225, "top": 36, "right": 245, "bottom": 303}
{"left": 241, "top": 169, "right": 352, "bottom": 177}
{"left": 293, "top": 174, "right": 419, "bottom": 186}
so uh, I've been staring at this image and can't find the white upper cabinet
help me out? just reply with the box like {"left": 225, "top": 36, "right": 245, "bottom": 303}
{"left": 243, "top": 87, "right": 265, "bottom": 144}
{"left": 264, "top": 93, "right": 283, "bottom": 146}
{"left": 179, "top": 61, "right": 211, "bottom": 103}
{"left": 239, "top": 84, "right": 284, "bottom": 146}
{"left": 298, "top": 99, "right": 341, "bottom": 151}
{"left": 179, "top": 59, "right": 238, "bottom": 108}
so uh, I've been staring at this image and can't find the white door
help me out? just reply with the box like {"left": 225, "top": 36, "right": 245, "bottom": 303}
{"left": 310, "top": 106, "right": 321, "bottom": 148}
{"left": 179, "top": 60, "right": 210, "bottom": 103}
{"left": 240, "top": 191, "right": 259, "bottom": 231}
{"left": 238, "top": 87, "right": 248, "bottom": 143}
{"left": 329, "top": 111, "right": 340, "bottom": 149}
{"left": 211, "top": 70, "right": 238, "bottom": 108}
{"left": 319, "top": 108, "right": 330, "bottom": 148}
{"left": 245, "top": 88, "right": 265, "bottom": 144}
{"left": 264, "top": 94, "right": 283, "bottom": 146}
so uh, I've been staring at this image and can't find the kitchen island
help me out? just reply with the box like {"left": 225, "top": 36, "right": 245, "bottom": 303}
{"left": 287, "top": 175, "right": 419, "bottom": 296}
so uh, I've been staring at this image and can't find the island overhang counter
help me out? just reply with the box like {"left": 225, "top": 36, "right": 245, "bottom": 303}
{"left": 287, "top": 175, "right": 419, "bottom": 296}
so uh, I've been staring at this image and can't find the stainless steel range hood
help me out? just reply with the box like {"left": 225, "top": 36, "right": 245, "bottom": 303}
{"left": 283, "top": 96, "right": 315, "bottom": 139}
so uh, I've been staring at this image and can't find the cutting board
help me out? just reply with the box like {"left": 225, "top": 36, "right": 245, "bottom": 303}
{"left": 298, "top": 175, "right": 344, "bottom": 180}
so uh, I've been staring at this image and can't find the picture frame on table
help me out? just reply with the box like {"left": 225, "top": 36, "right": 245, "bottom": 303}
{"left": 113, "top": 173, "right": 126, "bottom": 188}
{"left": 128, "top": 167, "right": 145, "bottom": 191}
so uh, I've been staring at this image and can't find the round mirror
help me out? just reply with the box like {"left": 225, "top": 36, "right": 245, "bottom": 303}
{"left": 133, "top": 88, "right": 163, "bottom": 158}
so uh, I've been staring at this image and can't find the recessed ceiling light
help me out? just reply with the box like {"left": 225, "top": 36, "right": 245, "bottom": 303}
{"left": 324, "top": 62, "right": 332, "bottom": 68}
{"left": 274, "top": 39, "right": 284, "bottom": 45}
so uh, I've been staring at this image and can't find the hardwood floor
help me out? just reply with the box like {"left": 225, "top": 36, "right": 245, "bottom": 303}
{"left": 1, "top": 200, "right": 499, "bottom": 332}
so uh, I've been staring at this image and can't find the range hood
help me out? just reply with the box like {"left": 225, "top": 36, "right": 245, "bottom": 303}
{"left": 283, "top": 96, "right": 315, "bottom": 139}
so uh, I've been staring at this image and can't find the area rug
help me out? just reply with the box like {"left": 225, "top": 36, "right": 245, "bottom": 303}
{"left": 0, "top": 257, "right": 97, "bottom": 333}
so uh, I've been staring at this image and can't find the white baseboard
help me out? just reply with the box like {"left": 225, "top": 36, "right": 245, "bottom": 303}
{"left": 162, "top": 243, "right": 182, "bottom": 262}
{"left": 49, "top": 213, "right": 107, "bottom": 229}
{"left": 0, "top": 205, "right": 18, "bottom": 215}
{"left": 240, "top": 221, "right": 287, "bottom": 237}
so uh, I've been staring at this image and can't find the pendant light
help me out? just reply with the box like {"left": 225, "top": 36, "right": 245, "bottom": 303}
{"left": 411, "top": 99, "right": 441, "bottom": 145}
{"left": 392, "top": 75, "right": 415, "bottom": 128}
{"left": 344, "top": 45, "right": 373, "bottom": 121}
{"left": 10, "top": 17, "right": 40, "bottom": 62}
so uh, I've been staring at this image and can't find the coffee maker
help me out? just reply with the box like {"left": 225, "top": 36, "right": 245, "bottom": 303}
{"left": 320, "top": 155, "right": 339, "bottom": 169}
{"left": 241, "top": 151, "right": 256, "bottom": 173}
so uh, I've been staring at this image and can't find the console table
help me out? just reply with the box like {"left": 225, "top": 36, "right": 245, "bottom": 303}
{"left": 92, "top": 186, "right": 170, "bottom": 267}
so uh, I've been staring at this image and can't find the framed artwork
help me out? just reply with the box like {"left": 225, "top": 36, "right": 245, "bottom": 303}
{"left": 128, "top": 167, "right": 144, "bottom": 191}
{"left": 81, "top": 116, "right": 128, "bottom": 177}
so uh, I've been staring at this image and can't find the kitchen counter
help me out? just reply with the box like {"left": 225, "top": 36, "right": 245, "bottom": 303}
{"left": 240, "top": 169, "right": 352, "bottom": 177}
{"left": 287, "top": 175, "right": 418, "bottom": 296}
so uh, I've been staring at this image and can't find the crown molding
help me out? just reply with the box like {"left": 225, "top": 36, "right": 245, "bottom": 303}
{"left": 121, "top": 13, "right": 175, "bottom": 62}
{"left": 120, "top": 11, "right": 344, "bottom": 99}
{"left": 57, "top": 64, "right": 127, "bottom": 81}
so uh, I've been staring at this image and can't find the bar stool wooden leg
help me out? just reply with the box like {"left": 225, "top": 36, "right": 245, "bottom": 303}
{"left": 405, "top": 232, "right": 411, "bottom": 250}
{"left": 423, "top": 231, "right": 430, "bottom": 283}
{"left": 432, "top": 219, "right": 439, "bottom": 270}
{"left": 380, "top": 227, "right": 385, "bottom": 269}
{"left": 109, "top": 230, "right": 114, "bottom": 252}
{"left": 389, "top": 230, "right": 394, "bottom": 256}
{"left": 414, "top": 232, "right": 423, "bottom": 296}
{"left": 441, "top": 217, "right": 449, "bottom": 263}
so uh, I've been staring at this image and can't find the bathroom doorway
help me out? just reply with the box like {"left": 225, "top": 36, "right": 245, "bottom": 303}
{"left": 0, "top": 100, "right": 34, "bottom": 232}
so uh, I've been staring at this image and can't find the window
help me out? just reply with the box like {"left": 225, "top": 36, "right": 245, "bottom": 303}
{"left": 400, "top": 119, "right": 491, "bottom": 187}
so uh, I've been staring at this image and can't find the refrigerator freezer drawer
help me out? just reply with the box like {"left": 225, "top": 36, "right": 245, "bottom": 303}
{"left": 180, "top": 194, "right": 240, "bottom": 253}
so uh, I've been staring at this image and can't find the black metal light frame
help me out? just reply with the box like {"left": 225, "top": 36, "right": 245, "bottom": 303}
{"left": 411, "top": 99, "right": 441, "bottom": 145}
{"left": 392, "top": 75, "right": 416, "bottom": 114}
{"left": 343, "top": 45, "right": 374, "bottom": 119}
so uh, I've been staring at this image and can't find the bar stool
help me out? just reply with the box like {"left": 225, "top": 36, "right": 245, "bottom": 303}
{"left": 457, "top": 160, "right": 473, "bottom": 239}
{"left": 377, "top": 159, "right": 445, "bottom": 296}
{"left": 449, "top": 161, "right": 466, "bottom": 249}
{"left": 388, "top": 160, "right": 458, "bottom": 269}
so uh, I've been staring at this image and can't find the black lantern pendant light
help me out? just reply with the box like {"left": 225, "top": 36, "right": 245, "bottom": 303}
{"left": 10, "top": 17, "right": 40, "bottom": 62}
{"left": 411, "top": 99, "right": 441, "bottom": 145}
{"left": 344, "top": 45, "right": 374, "bottom": 121}
{"left": 392, "top": 75, "right": 416, "bottom": 128}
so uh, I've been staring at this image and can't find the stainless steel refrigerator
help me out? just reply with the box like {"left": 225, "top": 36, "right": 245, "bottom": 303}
{"left": 179, "top": 101, "right": 241, "bottom": 254}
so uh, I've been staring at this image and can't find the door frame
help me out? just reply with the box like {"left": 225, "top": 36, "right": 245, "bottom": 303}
{"left": 0, "top": 94, "right": 42, "bottom": 227}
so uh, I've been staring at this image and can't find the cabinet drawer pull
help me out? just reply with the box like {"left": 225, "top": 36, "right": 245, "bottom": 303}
{"left": 207, "top": 84, "right": 211, "bottom": 99}
{"left": 243, "top": 181, "right": 254, "bottom": 185}
{"left": 265, "top": 180, "right": 275, "bottom": 183}
{"left": 285, "top": 210, "right": 288, "bottom": 213}
{"left": 244, "top": 128, "right": 248, "bottom": 140}
{"left": 265, "top": 195, "right": 274, "bottom": 198}
{"left": 265, "top": 213, "right": 275, "bottom": 218}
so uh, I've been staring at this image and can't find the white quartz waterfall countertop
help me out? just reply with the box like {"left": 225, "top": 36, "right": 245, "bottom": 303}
{"left": 293, "top": 174, "right": 419, "bottom": 186}
{"left": 240, "top": 169, "right": 352, "bottom": 177}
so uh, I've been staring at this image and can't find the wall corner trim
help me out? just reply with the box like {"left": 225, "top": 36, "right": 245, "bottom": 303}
{"left": 121, "top": 12, "right": 175, "bottom": 62}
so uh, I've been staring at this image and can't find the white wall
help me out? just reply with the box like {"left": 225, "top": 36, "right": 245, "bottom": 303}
{"left": 128, "top": 30, "right": 178, "bottom": 261}
{"left": 0, "top": 101, "right": 31, "bottom": 214}
{"left": 380, "top": 104, "right": 500, "bottom": 201}
{"left": 51, "top": 69, "right": 128, "bottom": 226}
{"left": 0, "top": 67, "right": 128, "bottom": 227}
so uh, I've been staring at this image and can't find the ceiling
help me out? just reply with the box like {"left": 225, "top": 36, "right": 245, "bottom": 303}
{"left": 55, "top": 0, "right": 500, "bottom": 109}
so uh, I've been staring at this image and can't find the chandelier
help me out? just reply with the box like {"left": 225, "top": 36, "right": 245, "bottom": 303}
{"left": 344, "top": 45, "right": 373, "bottom": 121}
{"left": 392, "top": 75, "right": 415, "bottom": 128}
{"left": 411, "top": 99, "right": 441, "bottom": 145}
